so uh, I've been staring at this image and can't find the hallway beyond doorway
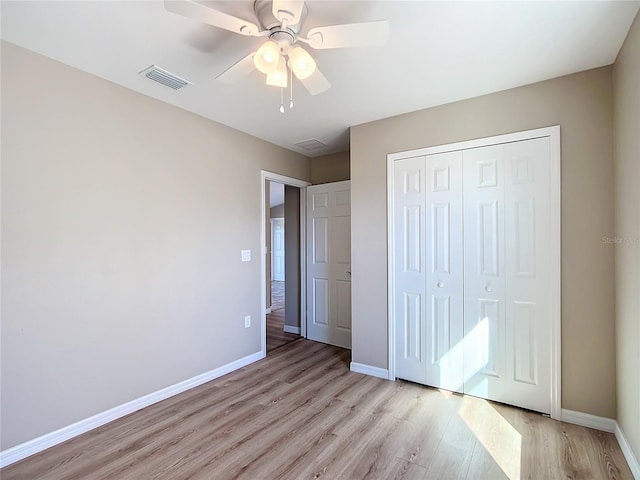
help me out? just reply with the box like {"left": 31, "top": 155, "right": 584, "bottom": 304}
{"left": 267, "top": 281, "right": 298, "bottom": 353}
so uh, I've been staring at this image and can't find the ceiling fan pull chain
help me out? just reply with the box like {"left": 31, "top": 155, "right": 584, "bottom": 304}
{"left": 280, "top": 85, "right": 285, "bottom": 113}
{"left": 289, "top": 67, "right": 294, "bottom": 109}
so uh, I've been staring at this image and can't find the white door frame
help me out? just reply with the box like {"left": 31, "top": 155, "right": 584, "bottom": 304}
{"left": 386, "top": 126, "right": 562, "bottom": 420}
{"left": 261, "top": 171, "right": 311, "bottom": 357}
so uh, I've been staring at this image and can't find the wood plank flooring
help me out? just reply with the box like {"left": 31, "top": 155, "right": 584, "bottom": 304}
{"left": 266, "top": 308, "right": 299, "bottom": 354}
{"left": 271, "top": 280, "right": 285, "bottom": 310}
{"left": 267, "top": 280, "right": 298, "bottom": 353}
{"left": 2, "top": 339, "right": 633, "bottom": 480}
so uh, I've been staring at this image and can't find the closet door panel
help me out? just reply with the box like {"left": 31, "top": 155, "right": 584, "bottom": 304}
{"left": 462, "top": 139, "right": 552, "bottom": 414}
{"left": 463, "top": 145, "right": 507, "bottom": 398}
{"left": 425, "top": 151, "right": 464, "bottom": 392}
{"left": 503, "top": 137, "right": 552, "bottom": 413}
{"left": 393, "top": 156, "right": 427, "bottom": 383}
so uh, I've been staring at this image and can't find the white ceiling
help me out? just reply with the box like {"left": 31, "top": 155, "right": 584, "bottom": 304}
{"left": 2, "top": 1, "right": 638, "bottom": 157}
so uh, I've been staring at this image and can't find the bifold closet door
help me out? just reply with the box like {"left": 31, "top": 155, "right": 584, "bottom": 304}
{"left": 462, "top": 138, "right": 552, "bottom": 414}
{"left": 393, "top": 156, "right": 427, "bottom": 384}
{"left": 393, "top": 136, "right": 553, "bottom": 414}
{"left": 462, "top": 144, "right": 507, "bottom": 400}
{"left": 393, "top": 152, "right": 464, "bottom": 391}
{"left": 424, "top": 151, "right": 464, "bottom": 392}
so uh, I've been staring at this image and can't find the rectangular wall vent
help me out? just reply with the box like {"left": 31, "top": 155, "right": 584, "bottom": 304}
{"left": 138, "top": 65, "right": 193, "bottom": 90}
{"left": 294, "top": 138, "right": 327, "bottom": 151}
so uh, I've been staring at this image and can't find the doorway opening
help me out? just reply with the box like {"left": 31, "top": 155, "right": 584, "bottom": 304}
{"left": 261, "top": 172, "right": 310, "bottom": 356}
{"left": 266, "top": 182, "right": 298, "bottom": 353}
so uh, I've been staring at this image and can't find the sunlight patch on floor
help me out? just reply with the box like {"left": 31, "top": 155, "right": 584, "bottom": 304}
{"left": 458, "top": 397, "right": 522, "bottom": 480}
{"left": 437, "top": 388, "right": 454, "bottom": 398}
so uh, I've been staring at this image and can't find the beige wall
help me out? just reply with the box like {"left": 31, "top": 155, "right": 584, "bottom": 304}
{"left": 351, "top": 66, "right": 616, "bottom": 418}
{"left": 270, "top": 203, "right": 285, "bottom": 218}
{"left": 284, "top": 186, "right": 301, "bottom": 329}
{"left": 614, "top": 12, "right": 640, "bottom": 464}
{"left": 310, "top": 151, "right": 350, "bottom": 184}
{"left": 0, "top": 42, "right": 309, "bottom": 450}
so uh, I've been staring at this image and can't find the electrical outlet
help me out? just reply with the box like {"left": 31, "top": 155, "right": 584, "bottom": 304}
{"left": 244, "top": 315, "right": 251, "bottom": 328}
{"left": 241, "top": 250, "right": 251, "bottom": 262}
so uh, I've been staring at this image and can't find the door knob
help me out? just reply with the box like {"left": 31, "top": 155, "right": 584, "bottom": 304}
{"left": 437, "top": 282, "right": 444, "bottom": 288}
{"left": 346, "top": 271, "right": 351, "bottom": 275}
{"left": 485, "top": 284, "right": 492, "bottom": 292}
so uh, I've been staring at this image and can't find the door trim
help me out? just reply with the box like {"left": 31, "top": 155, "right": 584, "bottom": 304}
{"left": 261, "top": 171, "right": 311, "bottom": 357}
{"left": 386, "top": 126, "right": 561, "bottom": 420}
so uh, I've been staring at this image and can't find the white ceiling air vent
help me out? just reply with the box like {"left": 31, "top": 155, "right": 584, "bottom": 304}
{"left": 294, "top": 139, "right": 327, "bottom": 151}
{"left": 138, "top": 65, "right": 193, "bottom": 90}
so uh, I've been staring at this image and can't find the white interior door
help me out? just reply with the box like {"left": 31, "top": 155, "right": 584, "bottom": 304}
{"left": 306, "top": 181, "right": 351, "bottom": 349}
{"left": 393, "top": 153, "right": 464, "bottom": 391}
{"left": 271, "top": 218, "right": 285, "bottom": 281}
{"left": 463, "top": 138, "right": 552, "bottom": 413}
{"left": 391, "top": 133, "right": 556, "bottom": 415}
{"left": 425, "top": 151, "right": 464, "bottom": 392}
{"left": 462, "top": 144, "right": 508, "bottom": 400}
{"left": 393, "top": 156, "right": 427, "bottom": 383}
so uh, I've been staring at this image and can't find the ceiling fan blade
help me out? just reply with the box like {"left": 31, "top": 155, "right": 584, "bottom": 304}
{"left": 299, "top": 68, "right": 331, "bottom": 95}
{"left": 164, "top": 0, "right": 261, "bottom": 36}
{"left": 215, "top": 52, "right": 256, "bottom": 83}
{"left": 272, "top": 0, "right": 304, "bottom": 25}
{"left": 303, "top": 20, "right": 389, "bottom": 49}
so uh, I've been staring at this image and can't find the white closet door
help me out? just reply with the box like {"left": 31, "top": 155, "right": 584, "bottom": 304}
{"left": 463, "top": 144, "right": 508, "bottom": 400}
{"left": 391, "top": 131, "right": 556, "bottom": 415}
{"left": 393, "top": 156, "right": 427, "bottom": 383}
{"left": 307, "top": 181, "right": 352, "bottom": 349}
{"left": 394, "top": 152, "right": 464, "bottom": 390}
{"left": 425, "top": 151, "right": 464, "bottom": 392}
{"left": 503, "top": 137, "right": 552, "bottom": 413}
{"left": 462, "top": 138, "right": 552, "bottom": 414}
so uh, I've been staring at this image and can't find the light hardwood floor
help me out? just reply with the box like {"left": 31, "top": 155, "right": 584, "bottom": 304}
{"left": 2, "top": 339, "right": 632, "bottom": 479}
{"left": 266, "top": 307, "right": 299, "bottom": 353}
{"left": 267, "top": 280, "right": 298, "bottom": 353}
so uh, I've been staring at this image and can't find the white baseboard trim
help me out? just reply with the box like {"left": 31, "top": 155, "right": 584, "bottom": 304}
{"left": 561, "top": 409, "right": 616, "bottom": 433}
{"left": 548, "top": 409, "right": 640, "bottom": 477}
{"left": 283, "top": 325, "right": 300, "bottom": 334}
{"left": 0, "top": 350, "right": 264, "bottom": 469}
{"left": 350, "top": 362, "right": 390, "bottom": 380}
{"left": 615, "top": 422, "right": 640, "bottom": 479}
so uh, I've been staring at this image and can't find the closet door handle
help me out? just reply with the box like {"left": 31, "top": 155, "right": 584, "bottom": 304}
{"left": 437, "top": 282, "right": 444, "bottom": 288}
{"left": 485, "top": 284, "right": 493, "bottom": 292}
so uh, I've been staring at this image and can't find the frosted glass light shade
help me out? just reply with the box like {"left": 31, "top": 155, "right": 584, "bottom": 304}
{"left": 288, "top": 45, "right": 316, "bottom": 80}
{"left": 266, "top": 57, "right": 288, "bottom": 87}
{"left": 254, "top": 40, "right": 281, "bottom": 75}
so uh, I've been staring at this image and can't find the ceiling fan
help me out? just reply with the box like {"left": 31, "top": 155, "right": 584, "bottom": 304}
{"left": 164, "top": 0, "right": 389, "bottom": 104}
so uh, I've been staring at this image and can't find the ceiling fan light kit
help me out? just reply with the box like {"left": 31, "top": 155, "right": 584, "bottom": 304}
{"left": 287, "top": 45, "right": 316, "bottom": 80}
{"left": 164, "top": 0, "right": 389, "bottom": 111}
{"left": 265, "top": 57, "right": 288, "bottom": 88}
{"left": 254, "top": 34, "right": 316, "bottom": 89}
{"left": 254, "top": 40, "right": 282, "bottom": 75}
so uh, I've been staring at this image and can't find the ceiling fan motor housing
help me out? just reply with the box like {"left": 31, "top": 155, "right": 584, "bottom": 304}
{"left": 254, "top": 0, "right": 307, "bottom": 37}
{"left": 269, "top": 28, "right": 296, "bottom": 50}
